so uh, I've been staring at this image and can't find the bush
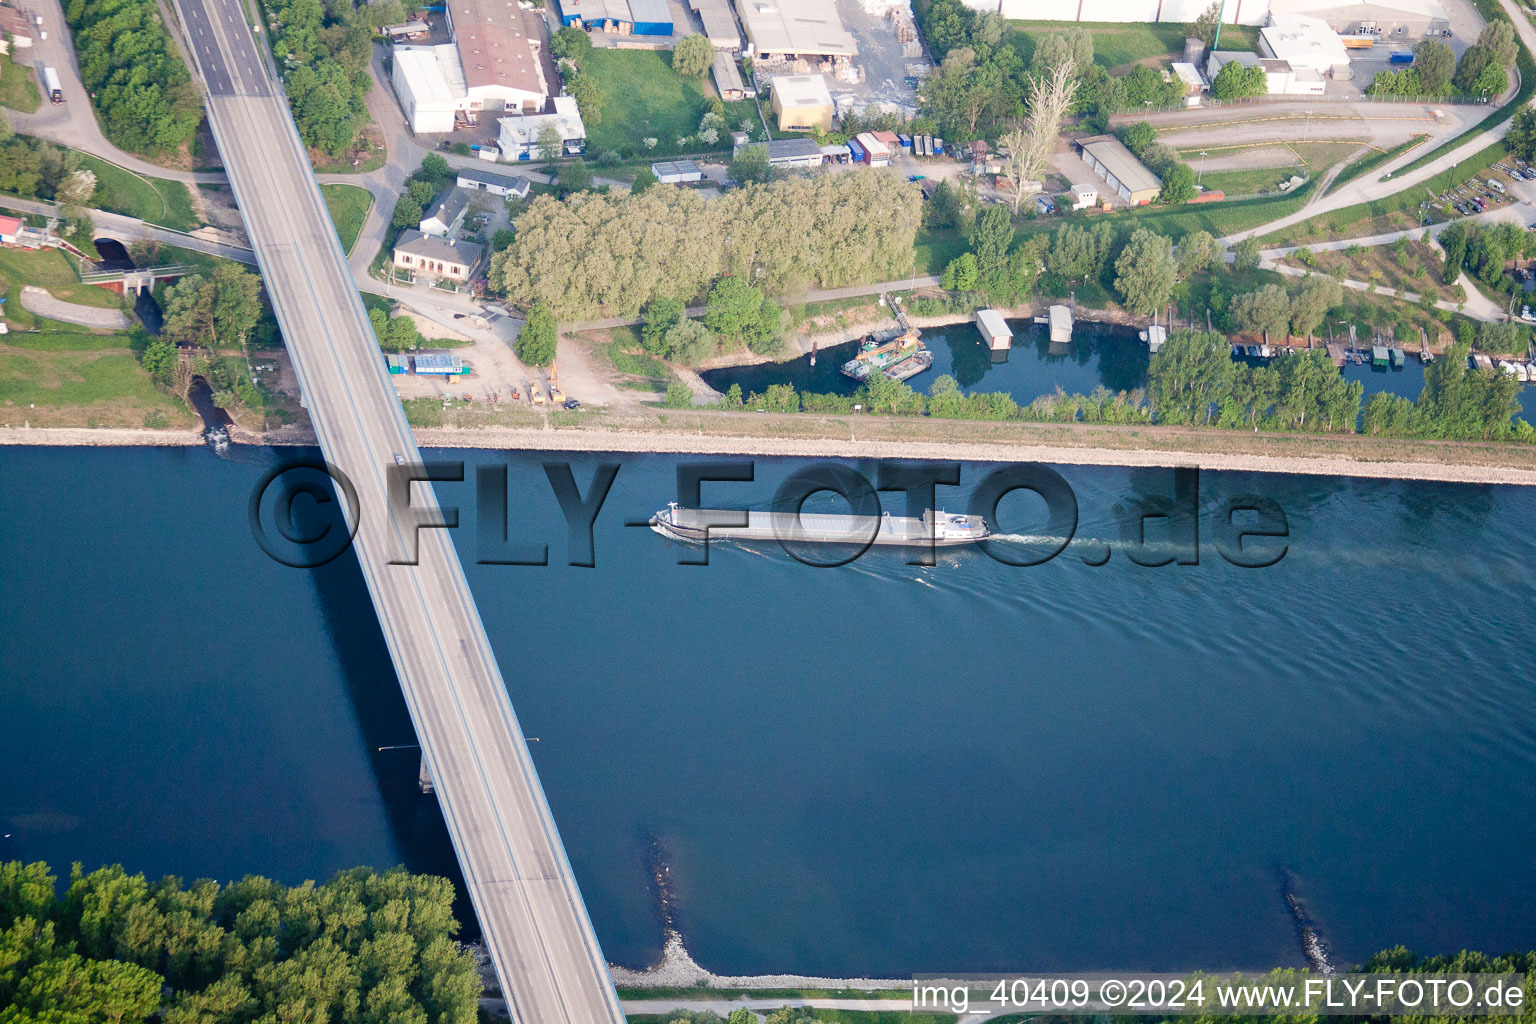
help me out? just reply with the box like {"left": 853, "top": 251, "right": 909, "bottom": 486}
{"left": 664, "top": 380, "right": 694, "bottom": 407}
{"left": 516, "top": 303, "right": 559, "bottom": 366}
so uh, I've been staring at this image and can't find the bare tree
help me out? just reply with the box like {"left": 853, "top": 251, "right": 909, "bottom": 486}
{"left": 1000, "top": 59, "right": 1078, "bottom": 213}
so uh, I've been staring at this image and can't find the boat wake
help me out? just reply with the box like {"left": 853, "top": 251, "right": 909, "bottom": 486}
{"left": 1281, "top": 870, "right": 1336, "bottom": 974}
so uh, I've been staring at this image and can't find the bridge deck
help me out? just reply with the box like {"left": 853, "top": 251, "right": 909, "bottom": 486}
{"left": 167, "top": 1, "right": 626, "bottom": 1020}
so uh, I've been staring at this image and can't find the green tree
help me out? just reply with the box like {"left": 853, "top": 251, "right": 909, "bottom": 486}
{"left": 704, "top": 276, "right": 781, "bottom": 351}
{"left": 1147, "top": 328, "right": 1234, "bottom": 424}
{"left": 1228, "top": 284, "right": 1293, "bottom": 340}
{"left": 1414, "top": 38, "right": 1455, "bottom": 94}
{"left": 1189, "top": 0, "right": 1222, "bottom": 48}
{"left": 968, "top": 204, "right": 1014, "bottom": 295}
{"left": 730, "top": 144, "right": 772, "bottom": 184}
{"left": 556, "top": 159, "right": 593, "bottom": 196}
{"left": 1176, "top": 229, "right": 1219, "bottom": 278}
{"left": 641, "top": 297, "right": 687, "bottom": 352}
{"left": 1288, "top": 276, "right": 1342, "bottom": 338}
{"left": 566, "top": 71, "right": 603, "bottom": 126}
{"left": 941, "top": 252, "right": 979, "bottom": 291}
{"left": 1211, "top": 60, "right": 1266, "bottom": 100}
{"left": 1113, "top": 227, "right": 1176, "bottom": 315}
{"left": 631, "top": 168, "right": 658, "bottom": 194}
{"left": 551, "top": 25, "right": 593, "bottom": 66}
{"left": 672, "top": 34, "right": 713, "bottom": 78}
{"left": 210, "top": 264, "right": 263, "bottom": 349}
{"left": 664, "top": 380, "right": 694, "bottom": 407}
{"left": 392, "top": 198, "right": 424, "bottom": 229}
{"left": 1159, "top": 162, "right": 1196, "bottom": 204}
{"left": 516, "top": 303, "right": 559, "bottom": 366}
{"left": 1232, "top": 235, "right": 1262, "bottom": 272}
{"left": 538, "top": 121, "right": 564, "bottom": 162}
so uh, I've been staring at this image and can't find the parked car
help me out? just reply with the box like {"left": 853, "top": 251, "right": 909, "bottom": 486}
{"left": 563, "top": 399, "right": 581, "bottom": 410}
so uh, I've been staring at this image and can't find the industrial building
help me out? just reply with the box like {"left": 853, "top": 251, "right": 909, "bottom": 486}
{"left": 1259, "top": 13, "right": 1352, "bottom": 78}
{"left": 0, "top": 4, "right": 34, "bottom": 49}
{"left": 1077, "top": 135, "right": 1161, "bottom": 206}
{"left": 392, "top": 231, "right": 484, "bottom": 282}
{"left": 498, "top": 95, "right": 587, "bottom": 159}
{"left": 559, "top": 0, "right": 674, "bottom": 34}
{"left": 1269, "top": 0, "right": 1449, "bottom": 38}
{"left": 1206, "top": 49, "right": 1326, "bottom": 93}
{"left": 652, "top": 159, "right": 705, "bottom": 183}
{"left": 389, "top": 0, "right": 548, "bottom": 134}
{"left": 739, "top": 0, "right": 857, "bottom": 61}
{"left": 770, "top": 73, "right": 835, "bottom": 131}
{"left": 735, "top": 137, "right": 827, "bottom": 169}
{"left": 849, "top": 131, "right": 892, "bottom": 166}
{"left": 712, "top": 50, "right": 748, "bottom": 100}
{"left": 456, "top": 166, "right": 532, "bottom": 198}
{"left": 690, "top": 0, "right": 741, "bottom": 47}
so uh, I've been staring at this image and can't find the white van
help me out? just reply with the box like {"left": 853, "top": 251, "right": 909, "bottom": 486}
{"left": 1488, "top": 178, "right": 1507, "bottom": 194}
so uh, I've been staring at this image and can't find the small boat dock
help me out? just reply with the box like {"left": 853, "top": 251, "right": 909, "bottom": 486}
{"left": 1326, "top": 343, "right": 1346, "bottom": 368}
{"left": 1141, "top": 324, "right": 1166, "bottom": 353}
{"left": 975, "top": 308, "right": 1012, "bottom": 351}
{"left": 1033, "top": 304, "right": 1073, "bottom": 343}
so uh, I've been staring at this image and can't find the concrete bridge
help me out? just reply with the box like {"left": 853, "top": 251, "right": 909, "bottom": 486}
{"left": 79, "top": 264, "right": 196, "bottom": 294}
{"left": 166, "top": 1, "right": 627, "bottom": 1021}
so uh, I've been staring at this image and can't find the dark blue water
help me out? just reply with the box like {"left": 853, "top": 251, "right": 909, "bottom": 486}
{"left": 3, "top": 446, "right": 1535, "bottom": 977}
{"left": 702, "top": 319, "right": 1536, "bottom": 419}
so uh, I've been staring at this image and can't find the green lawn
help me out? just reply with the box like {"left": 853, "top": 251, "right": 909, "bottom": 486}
{"left": 914, "top": 225, "right": 967, "bottom": 276}
{"left": 1193, "top": 165, "right": 1301, "bottom": 197}
{"left": 321, "top": 183, "right": 373, "bottom": 255}
{"left": 76, "top": 154, "right": 201, "bottom": 232}
{"left": 0, "top": 247, "right": 122, "bottom": 330}
{"left": 0, "top": 52, "right": 41, "bottom": 112}
{"left": 1007, "top": 20, "right": 1257, "bottom": 69}
{"left": 0, "top": 349, "right": 186, "bottom": 425}
{"left": 581, "top": 49, "right": 758, "bottom": 158}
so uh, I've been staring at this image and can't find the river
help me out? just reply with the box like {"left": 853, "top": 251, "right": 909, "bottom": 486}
{"left": 702, "top": 318, "right": 1536, "bottom": 420}
{"left": 1, "top": 445, "right": 1534, "bottom": 977}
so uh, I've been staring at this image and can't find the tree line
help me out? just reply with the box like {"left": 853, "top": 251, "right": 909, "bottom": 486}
{"left": 492, "top": 171, "right": 922, "bottom": 319}
{"left": 257, "top": 0, "right": 384, "bottom": 158}
{"left": 1368, "top": 22, "right": 1514, "bottom": 98}
{"left": 62, "top": 0, "right": 203, "bottom": 156}
{"left": 712, "top": 326, "right": 1530, "bottom": 442}
{"left": 0, "top": 860, "right": 482, "bottom": 1024}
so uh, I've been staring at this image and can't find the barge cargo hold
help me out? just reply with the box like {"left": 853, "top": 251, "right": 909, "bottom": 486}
{"left": 650, "top": 503, "right": 991, "bottom": 547}
{"left": 839, "top": 328, "right": 933, "bottom": 383}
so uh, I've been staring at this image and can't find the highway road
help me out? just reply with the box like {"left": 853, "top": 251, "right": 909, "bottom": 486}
{"left": 165, "top": 0, "right": 627, "bottom": 1021}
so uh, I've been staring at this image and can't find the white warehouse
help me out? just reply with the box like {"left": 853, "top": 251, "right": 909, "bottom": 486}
{"left": 959, "top": 0, "right": 1273, "bottom": 24}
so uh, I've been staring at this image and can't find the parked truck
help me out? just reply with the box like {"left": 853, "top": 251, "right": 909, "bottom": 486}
{"left": 42, "top": 66, "right": 63, "bottom": 104}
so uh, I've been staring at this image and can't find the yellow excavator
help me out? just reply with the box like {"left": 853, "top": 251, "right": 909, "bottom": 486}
{"left": 548, "top": 362, "right": 566, "bottom": 405}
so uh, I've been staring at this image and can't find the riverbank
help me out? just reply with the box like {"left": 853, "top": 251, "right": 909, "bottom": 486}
{"left": 7, "top": 415, "right": 1536, "bottom": 485}
{"left": 610, "top": 930, "right": 907, "bottom": 993}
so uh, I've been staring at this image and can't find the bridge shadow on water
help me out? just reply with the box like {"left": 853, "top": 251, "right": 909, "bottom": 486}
{"left": 299, "top": 491, "right": 480, "bottom": 939}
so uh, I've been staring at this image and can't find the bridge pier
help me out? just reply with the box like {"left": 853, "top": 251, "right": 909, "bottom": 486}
{"left": 418, "top": 754, "right": 435, "bottom": 795}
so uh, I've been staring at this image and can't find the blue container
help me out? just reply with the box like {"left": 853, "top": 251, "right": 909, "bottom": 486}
{"left": 1390, "top": 51, "right": 1414, "bottom": 63}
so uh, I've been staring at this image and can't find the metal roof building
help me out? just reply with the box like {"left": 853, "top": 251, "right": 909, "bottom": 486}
{"left": 456, "top": 166, "right": 533, "bottom": 197}
{"left": 690, "top": 0, "right": 742, "bottom": 48}
{"left": 1076, "top": 135, "right": 1161, "bottom": 205}
{"left": 652, "top": 159, "right": 705, "bottom": 183}
{"left": 712, "top": 49, "right": 748, "bottom": 99}
{"left": 1259, "top": 13, "right": 1352, "bottom": 77}
{"left": 738, "top": 0, "right": 856, "bottom": 59}
{"left": 1268, "top": 0, "right": 1449, "bottom": 37}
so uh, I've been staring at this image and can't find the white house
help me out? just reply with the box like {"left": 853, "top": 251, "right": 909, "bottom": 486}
{"left": 419, "top": 187, "right": 471, "bottom": 237}
{"left": 498, "top": 96, "right": 587, "bottom": 160}
{"left": 1070, "top": 184, "right": 1098, "bottom": 210}
{"left": 456, "top": 166, "right": 532, "bottom": 198}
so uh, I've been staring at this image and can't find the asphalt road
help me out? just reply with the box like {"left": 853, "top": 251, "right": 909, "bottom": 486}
{"left": 166, "top": 1, "right": 627, "bottom": 1021}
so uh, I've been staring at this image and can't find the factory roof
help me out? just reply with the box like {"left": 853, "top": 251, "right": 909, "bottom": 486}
{"left": 739, "top": 0, "right": 856, "bottom": 56}
{"left": 1078, "top": 134, "right": 1161, "bottom": 196}
{"left": 627, "top": 0, "right": 673, "bottom": 25}
{"left": 1271, "top": 0, "right": 1448, "bottom": 19}
{"left": 448, "top": 0, "right": 545, "bottom": 96}
{"left": 771, "top": 73, "right": 834, "bottom": 109}
{"left": 393, "top": 45, "right": 464, "bottom": 105}
{"left": 1260, "top": 13, "right": 1351, "bottom": 70}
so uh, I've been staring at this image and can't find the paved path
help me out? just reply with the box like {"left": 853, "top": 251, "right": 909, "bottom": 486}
{"left": 18, "top": 285, "right": 130, "bottom": 328}
{"left": 0, "top": 195, "right": 256, "bottom": 264}
{"left": 620, "top": 997, "right": 1016, "bottom": 1021}
{"left": 1224, "top": 0, "right": 1536, "bottom": 244}
{"left": 6, "top": 0, "right": 226, "bottom": 185}
{"left": 567, "top": 277, "right": 942, "bottom": 332}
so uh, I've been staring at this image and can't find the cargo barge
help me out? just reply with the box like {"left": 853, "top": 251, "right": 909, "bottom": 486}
{"left": 650, "top": 503, "right": 990, "bottom": 546}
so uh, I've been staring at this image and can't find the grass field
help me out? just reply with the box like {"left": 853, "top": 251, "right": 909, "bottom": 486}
{"left": 76, "top": 154, "right": 200, "bottom": 232}
{"left": 1279, "top": 238, "right": 1456, "bottom": 303}
{"left": 0, "top": 52, "right": 41, "bottom": 112}
{"left": 580, "top": 49, "right": 757, "bottom": 159}
{"left": 321, "top": 183, "right": 373, "bottom": 255}
{"left": 1008, "top": 20, "right": 1257, "bottom": 70}
{"left": 0, "top": 348, "right": 188, "bottom": 427}
{"left": 914, "top": 225, "right": 967, "bottom": 276}
{"left": 0, "top": 247, "right": 128, "bottom": 330}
